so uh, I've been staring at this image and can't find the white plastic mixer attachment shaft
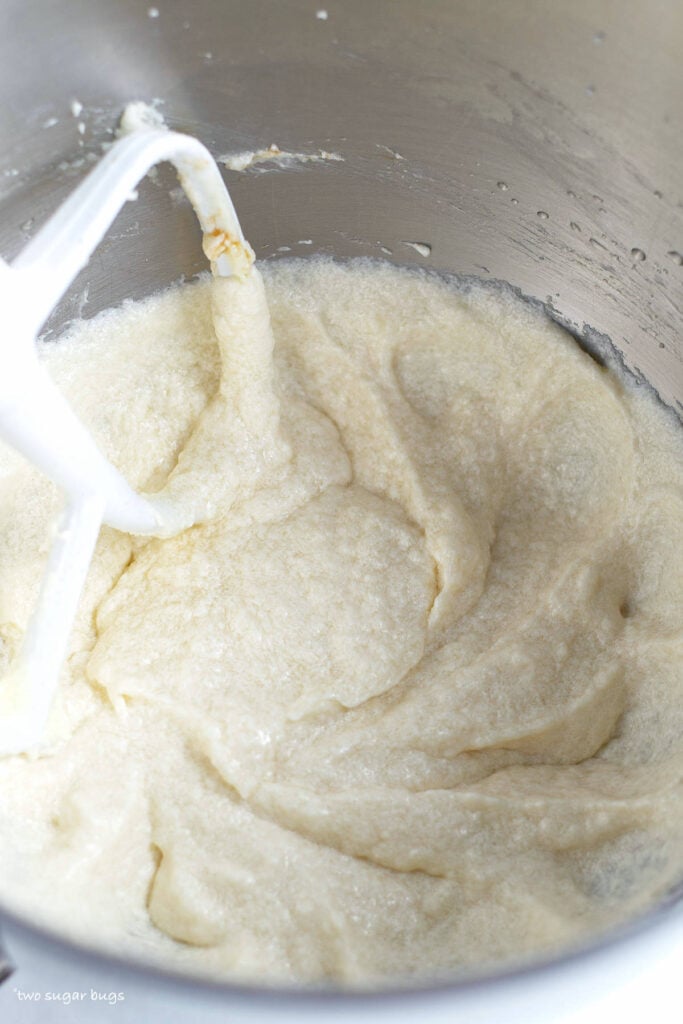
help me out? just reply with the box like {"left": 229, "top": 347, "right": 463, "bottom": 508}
{"left": 0, "top": 117, "right": 254, "bottom": 756}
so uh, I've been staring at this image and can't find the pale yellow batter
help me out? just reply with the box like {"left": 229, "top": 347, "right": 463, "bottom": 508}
{"left": 0, "top": 258, "right": 681, "bottom": 986}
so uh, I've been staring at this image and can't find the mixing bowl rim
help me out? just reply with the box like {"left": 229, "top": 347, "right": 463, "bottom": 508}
{"left": 1, "top": 880, "right": 682, "bottom": 1008}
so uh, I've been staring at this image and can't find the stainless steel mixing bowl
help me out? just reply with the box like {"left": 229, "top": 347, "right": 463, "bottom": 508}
{"left": 0, "top": 1, "right": 681, "bottom": 1021}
